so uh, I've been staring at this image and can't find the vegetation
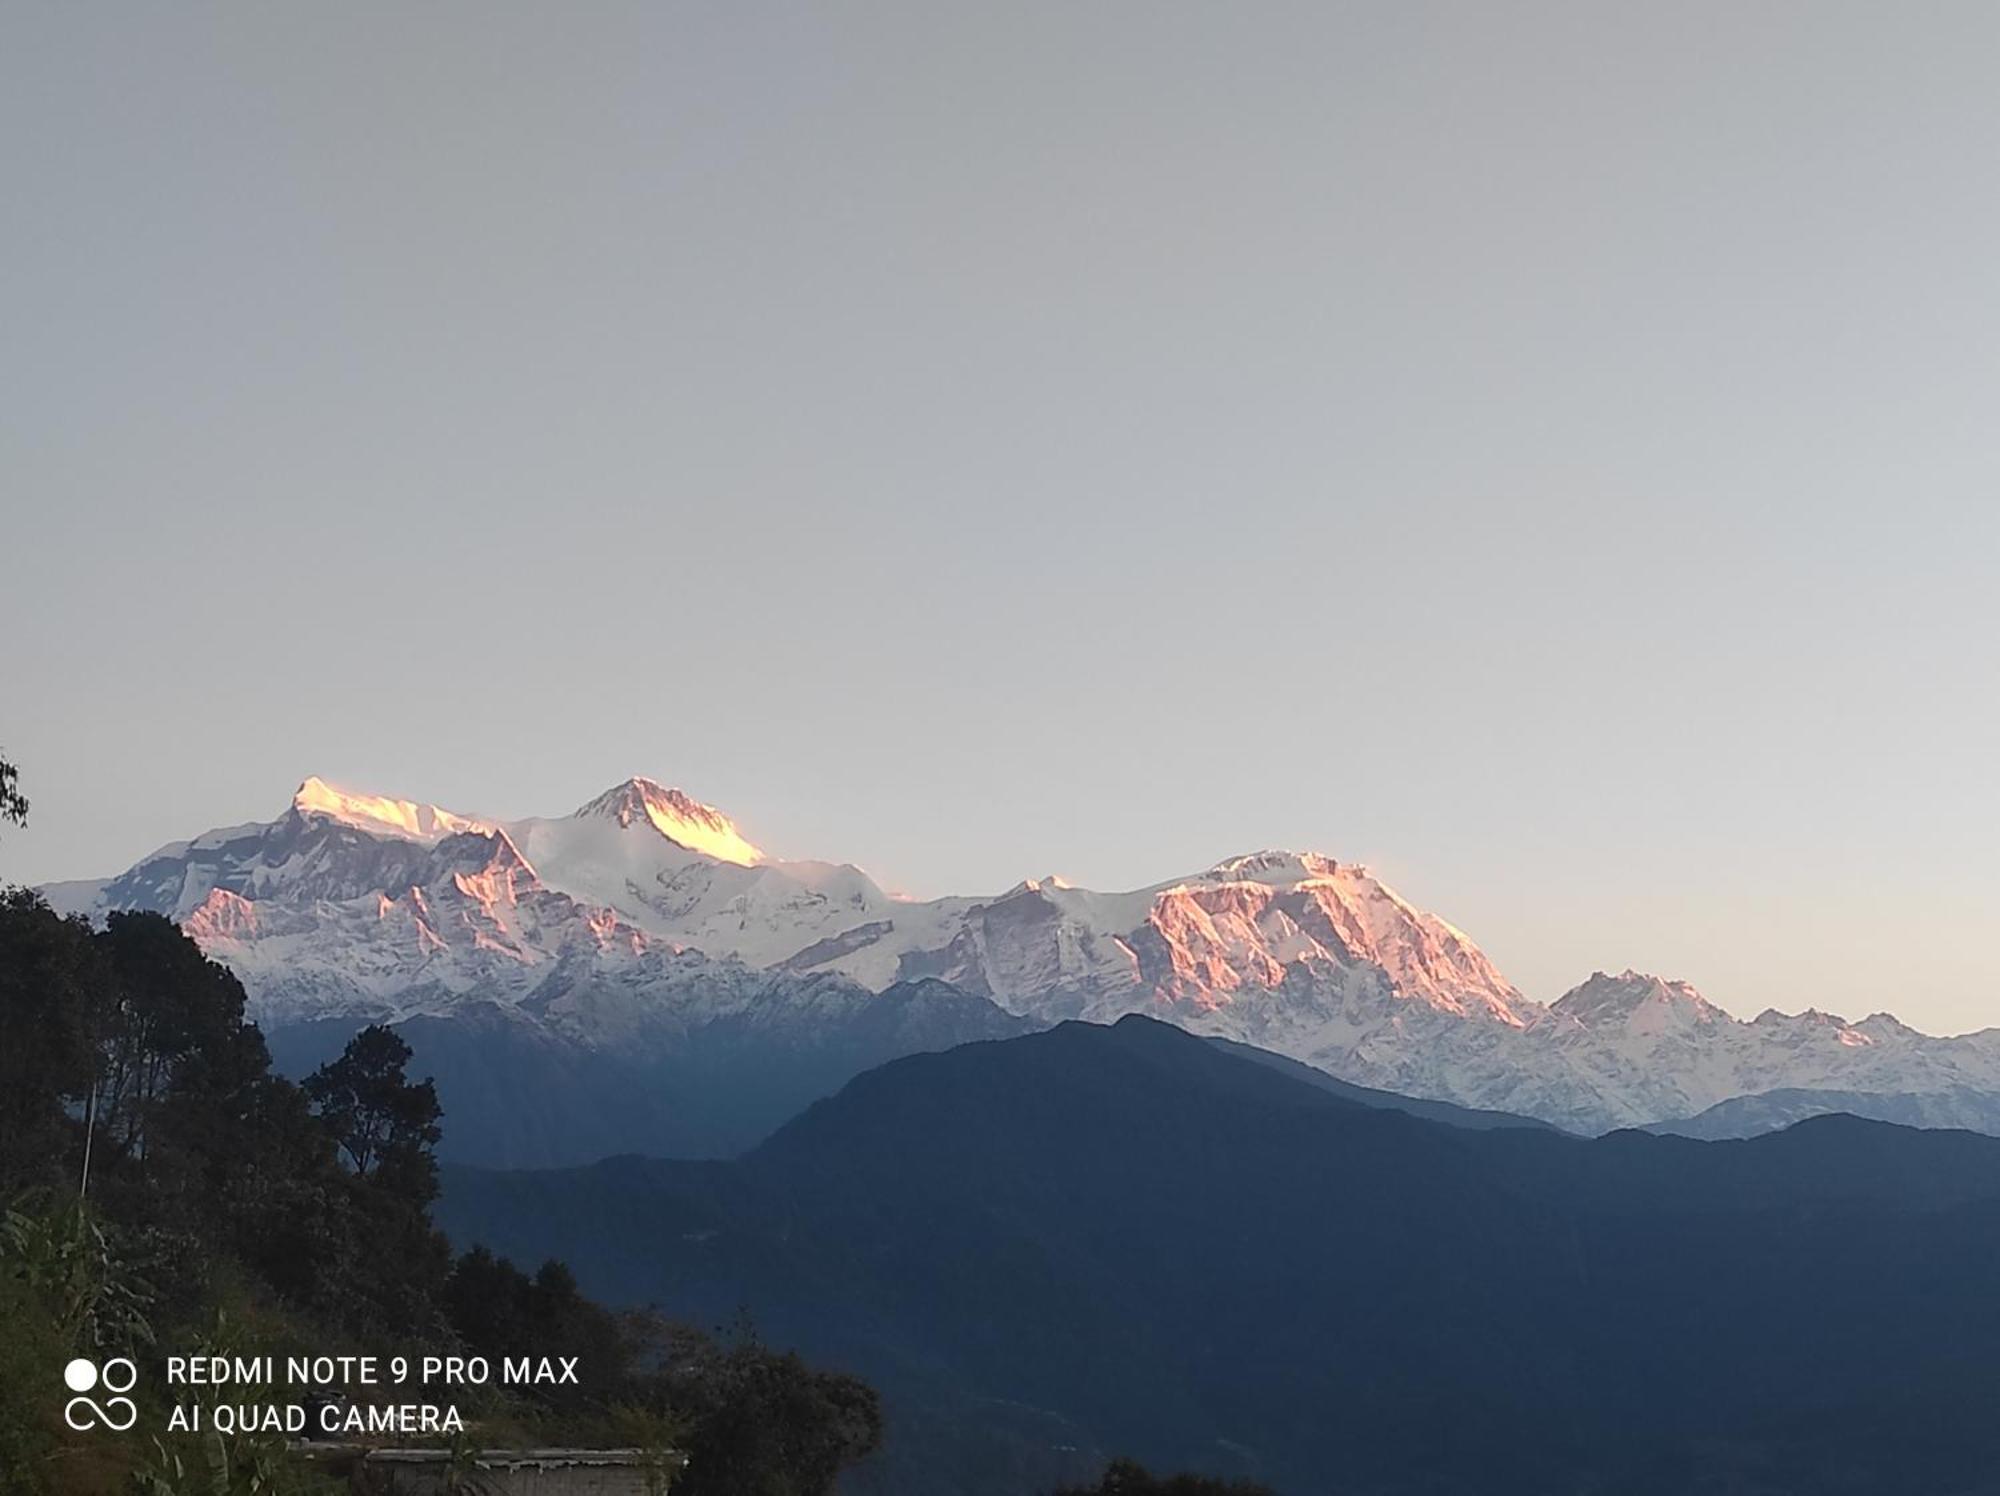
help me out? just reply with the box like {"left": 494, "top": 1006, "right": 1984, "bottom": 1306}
{"left": 1049, "top": 1462, "right": 1273, "bottom": 1496}
{"left": 0, "top": 749, "right": 25, "bottom": 834}
{"left": 0, "top": 849, "right": 881, "bottom": 1496}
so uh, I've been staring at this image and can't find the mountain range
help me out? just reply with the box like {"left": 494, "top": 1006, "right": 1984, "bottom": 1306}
{"left": 41, "top": 773, "right": 2000, "bottom": 1155}
{"left": 435, "top": 1015, "right": 2000, "bottom": 1495}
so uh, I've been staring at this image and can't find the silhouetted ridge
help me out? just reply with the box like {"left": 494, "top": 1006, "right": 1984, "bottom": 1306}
{"left": 439, "top": 1019, "right": 2000, "bottom": 1496}
{"left": 753, "top": 1014, "right": 1384, "bottom": 1164}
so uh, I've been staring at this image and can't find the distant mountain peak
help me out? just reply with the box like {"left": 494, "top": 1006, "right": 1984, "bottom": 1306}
{"left": 1003, "top": 875, "right": 1076, "bottom": 897}
{"left": 1203, "top": 850, "right": 1346, "bottom": 884}
{"left": 571, "top": 776, "right": 763, "bottom": 866}
{"left": 1552, "top": 969, "right": 1724, "bottom": 1029}
{"left": 291, "top": 776, "right": 488, "bottom": 845}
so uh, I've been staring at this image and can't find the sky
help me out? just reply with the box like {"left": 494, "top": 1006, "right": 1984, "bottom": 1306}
{"left": 3, "top": 3, "right": 1998, "bottom": 1030}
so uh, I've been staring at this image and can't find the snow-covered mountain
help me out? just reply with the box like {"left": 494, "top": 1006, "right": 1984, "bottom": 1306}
{"left": 42, "top": 775, "right": 2000, "bottom": 1138}
{"left": 1534, "top": 970, "right": 2000, "bottom": 1130}
{"left": 1647, "top": 1085, "right": 2000, "bottom": 1140}
{"left": 40, "top": 778, "right": 1527, "bottom": 1037}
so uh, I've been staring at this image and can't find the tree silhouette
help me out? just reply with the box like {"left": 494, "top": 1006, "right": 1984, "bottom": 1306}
{"left": 0, "top": 750, "right": 26, "bottom": 836}
{"left": 303, "top": 1024, "right": 442, "bottom": 1185}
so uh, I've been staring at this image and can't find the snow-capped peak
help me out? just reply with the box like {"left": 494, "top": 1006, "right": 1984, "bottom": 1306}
{"left": 292, "top": 776, "right": 489, "bottom": 845}
{"left": 1551, "top": 970, "right": 1723, "bottom": 1029}
{"left": 1203, "top": 850, "right": 1345, "bottom": 885}
{"left": 570, "top": 777, "right": 763, "bottom": 867}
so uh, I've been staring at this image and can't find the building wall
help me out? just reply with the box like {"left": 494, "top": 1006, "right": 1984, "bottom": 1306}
{"left": 354, "top": 1452, "right": 676, "bottom": 1496}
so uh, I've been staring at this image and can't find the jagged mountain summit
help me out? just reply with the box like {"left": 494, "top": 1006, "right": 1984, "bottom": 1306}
{"left": 40, "top": 776, "right": 1530, "bottom": 1035}
{"left": 41, "top": 775, "right": 2000, "bottom": 1137}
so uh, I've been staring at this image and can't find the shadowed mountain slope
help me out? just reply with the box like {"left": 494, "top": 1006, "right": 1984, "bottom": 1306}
{"left": 437, "top": 1017, "right": 2000, "bottom": 1495}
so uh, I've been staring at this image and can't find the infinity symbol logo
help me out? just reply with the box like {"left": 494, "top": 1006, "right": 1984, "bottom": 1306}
{"left": 63, "top": 1358, "right": 138, "bottom": 1432}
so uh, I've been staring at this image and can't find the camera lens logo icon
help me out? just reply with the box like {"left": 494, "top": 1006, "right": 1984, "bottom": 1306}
{"left": 63, "top": 1358, "right": 138, "bottom": 1432}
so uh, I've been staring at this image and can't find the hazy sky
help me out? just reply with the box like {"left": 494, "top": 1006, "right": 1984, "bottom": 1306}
{"left": 4, "top": 3, "right": 1997, "bottom": 1030}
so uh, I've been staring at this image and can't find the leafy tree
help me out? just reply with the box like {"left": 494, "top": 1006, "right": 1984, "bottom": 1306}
{"left": 0, "top": 905, "right": 450, "bottom": 1339}
{"left": 0, "top": 890, "right": 104, "bottom": 1189}
{"left": 0, "top": 750, "right": 24, "bottom": 835}
{"left": 303, "top": 1026, "right": 452, "bottom": 1333}
{"left": 658, "top": 1326, "right": 883, "bottom": 1496}
{"left": 445, "top": 1248, "right": 632, "bottom": 1414}
{"left": 97, "top": 912, "right": 270, "bottom": 1177}
{"left": 215, "top": 1075, "right": 357, "bottom": 1320}
{"left": 303, "top": 1025, "right": 443, "bottom": 1189}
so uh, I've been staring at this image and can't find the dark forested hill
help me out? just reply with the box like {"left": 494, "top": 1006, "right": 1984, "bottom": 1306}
{"left": 437, "top": 1016, "right": 2000, "bottom": 1496}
